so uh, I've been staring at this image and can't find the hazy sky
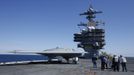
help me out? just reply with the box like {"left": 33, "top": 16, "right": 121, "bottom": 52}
{"left": 0, "top": 0, "right": 134, "bottom": 56}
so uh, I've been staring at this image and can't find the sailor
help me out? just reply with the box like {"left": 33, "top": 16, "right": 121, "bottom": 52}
{"left": 107, "top": 56, "right": 112, "bottom": 69}
{"left": 100, "top": 55, "right": 108, "bottom": 70}
{"left": 112, "top": 55, "right": 120, "bottom": 72}
{"left": 119, "top": 55, "right": 127, "bottom": 72}
{"left": 92, "top": 54, "right": 98, "bottom": 68}
{"left": 112, "top": 55, "right": 115, "bottom": 70}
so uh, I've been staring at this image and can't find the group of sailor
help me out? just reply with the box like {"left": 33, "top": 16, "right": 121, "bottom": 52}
{"left": 112, "top": 55, "right": 127, "bottom": 72}
{"left": 92, "top": 54, "right": 127, "bottom": 72}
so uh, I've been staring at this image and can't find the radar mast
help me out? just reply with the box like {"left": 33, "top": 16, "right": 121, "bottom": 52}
{"left": 74, "top": 1, "right": 105, "bottom": 58}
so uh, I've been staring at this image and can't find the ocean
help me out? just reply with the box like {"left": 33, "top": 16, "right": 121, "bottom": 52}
{"left": 0, "top": 54, "right": 48, "bottom": 63}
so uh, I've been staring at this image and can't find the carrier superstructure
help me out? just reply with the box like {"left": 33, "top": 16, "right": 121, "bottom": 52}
{"left": 74, "top": 4, "right": 105, "bottom": 58}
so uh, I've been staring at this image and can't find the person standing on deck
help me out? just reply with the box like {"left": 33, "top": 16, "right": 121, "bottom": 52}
{"left": 120, "top": 55, "right": 127, "bottom": 72}
{"left": 112, "top": 55, "right": 120, "bottom": 72}
{"left": 92, "top": 54, "right": 98, "bottom": 68}
{"left": 100, "top": 55, "right": 107, "bottom": 70}
{"left": 115, "top": 55, "right": 120, "bottom": 71}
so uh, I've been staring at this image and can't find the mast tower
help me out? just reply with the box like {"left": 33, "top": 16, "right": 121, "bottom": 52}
{"left": 73, "top": 1, "right": 105, "bottom": 58}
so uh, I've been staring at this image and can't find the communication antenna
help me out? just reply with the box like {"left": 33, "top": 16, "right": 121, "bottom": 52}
{"left": 89, "top": 0, "right": 93, "bottom": 7}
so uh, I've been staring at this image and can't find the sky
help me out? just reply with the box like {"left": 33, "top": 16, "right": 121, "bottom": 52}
{"left": 0, "top": 0, "right": 134, "bottom": 56}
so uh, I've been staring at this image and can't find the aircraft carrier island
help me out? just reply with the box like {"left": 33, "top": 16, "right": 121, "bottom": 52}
{"left": 74, "top": 5, "right": 105, "bottom": 58}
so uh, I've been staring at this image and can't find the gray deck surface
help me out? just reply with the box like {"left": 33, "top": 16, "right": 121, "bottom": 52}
{"left": 0, "top": 59, "right": 134, "bottom": 75}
